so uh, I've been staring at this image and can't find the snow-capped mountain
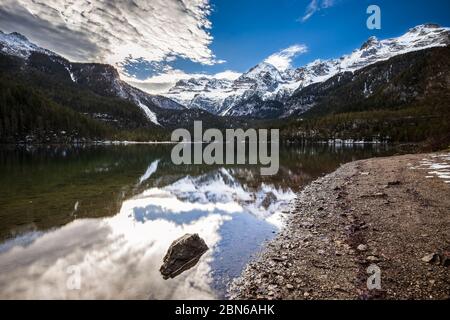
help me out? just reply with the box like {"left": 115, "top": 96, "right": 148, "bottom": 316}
{"left": 2, "top": 24, "right": 449, "bottom": 124}
{"left": 165, "top": 62, "right": 297, "bottom": 116}
{"left": 0, "top": 30, "right": 183, "bottom": 126}
{"left": 0, "top": 31, "right": 56, "bottom": 59}
{"left": 164, "top": 24, "right": 450, "bottom": 118}
{"left": 282, "top": 42, "right": 450, "bottom": 120}
{"left": 167, "top": 77, "right": 236, "bottom": 115}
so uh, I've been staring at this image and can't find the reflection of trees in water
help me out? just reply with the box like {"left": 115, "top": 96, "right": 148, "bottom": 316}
{"left": 0, "top": 144, "right": 393, "bottom": 241}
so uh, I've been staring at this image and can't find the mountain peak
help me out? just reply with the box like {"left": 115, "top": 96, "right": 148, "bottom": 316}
{"left": 163, "top": 23, "right": 450, "bottom": 118}
{"left": 360, "top": 36, "right": 379, "bottom": 50}
{"left": 9, "top": 32, "right": 29, "bottom": 41}
{"left": 408, "top": 23, "right": 442, "bottom": 32}
{"left": 0, "top": 30, "right": 56, "bottom": 59}
{"left": 240, "top": 62, "right": 283, "bottom": 82}
{"left": 246, "top": 61, "right": 279, "bottom": 74}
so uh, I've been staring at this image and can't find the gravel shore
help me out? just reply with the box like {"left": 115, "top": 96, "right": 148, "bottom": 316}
{"left": 230, "top": 153, "right": 450, "bottom": 300}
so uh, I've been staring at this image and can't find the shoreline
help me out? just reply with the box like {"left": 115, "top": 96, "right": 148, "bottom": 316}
{"left": 2, "top": 140, "right": 178, "bottom": 146}
{"left": 230, "top": 152, "right": 450, "bottom": 300}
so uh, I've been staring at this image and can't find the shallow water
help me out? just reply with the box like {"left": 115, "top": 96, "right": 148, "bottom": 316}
{"left": 0, "top": 144, "right": 393, "bottom": 299}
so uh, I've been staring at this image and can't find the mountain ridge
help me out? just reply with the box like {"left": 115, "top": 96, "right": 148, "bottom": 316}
{"left": 0, "top": 32, "right": 249, "bottom": 143}
{"left": 0, "top": 30, "right": 185, "bottom": 127}
{"left": 0, "top": 24, "right": 449, "bottom": 146}
{"left": 164, "top": 23, "right": 450, "bottom": 118}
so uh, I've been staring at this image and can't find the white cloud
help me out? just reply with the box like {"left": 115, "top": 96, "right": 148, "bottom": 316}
{"left": 214, "top": 70, "right": 242, "bottom": 80}
{"left": 125, "top": 69, "right": 242, "bottom": 94}
{"left": 300, "top": 0, "right": 335, "bottom": 22}
{"left": 0, "top": 0, "right": 221, "bottom": 67}
{"left": 322, "top": 0, "right": 335, "bottom": 8}
{"left": 264, "top": 44, "right": 308, "bottom": 70}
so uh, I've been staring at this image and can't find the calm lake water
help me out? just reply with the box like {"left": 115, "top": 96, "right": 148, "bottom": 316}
{"left": 0, "top": 144, "right": 393, "bottom": 299}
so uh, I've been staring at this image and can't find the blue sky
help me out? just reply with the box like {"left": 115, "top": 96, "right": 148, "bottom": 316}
{"left": 174, "top": 0, "right": 450, "bottom": 75}
{"left": 0, "top": 0, "right": 449, "bottom": 93}
{"left": 125, "top": 0, "right": 450, "bottom": 92}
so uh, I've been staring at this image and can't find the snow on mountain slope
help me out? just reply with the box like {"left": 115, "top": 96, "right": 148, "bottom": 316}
{"left": 166, "top": 77, "right": 238, "bottom": 114}
{"left": 0, "top": 31, "right": 56, "bottom": 59}
{"left": 2, "top": 24, "right": 448, "bottom": 121}
{"left": 165, "top": 62, "right": 290, "bottom": 116}
{"left": 270, "top": 24, "right": 450, "bottom": 100}
{"left": 164, "top": 24, "right": 450, "bottom": 118}
{"left": 136, "top": 99, "right": 160, "bottom": 126}
{"left": 240, "top": 62, "right": 284, "bottom": 86}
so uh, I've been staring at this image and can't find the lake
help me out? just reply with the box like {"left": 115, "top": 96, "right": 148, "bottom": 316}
{"left": 0, "top": 143, "right": 393, "bottom": 299}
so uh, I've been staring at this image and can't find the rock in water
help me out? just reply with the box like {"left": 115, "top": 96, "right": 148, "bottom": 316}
{"left": 160, "top": 233, "right": 208, "bottom": 279}
{"left": 261, "top": 192, "right": 277, "bottom": 209}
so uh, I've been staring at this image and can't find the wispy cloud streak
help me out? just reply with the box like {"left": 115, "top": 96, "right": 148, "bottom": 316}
{"left": 300, "top": 0, "right": 335, "bottom": 22}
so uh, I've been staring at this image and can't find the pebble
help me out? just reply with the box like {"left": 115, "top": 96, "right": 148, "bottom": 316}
{"left": 231, "top": 157, "right": 448, "bottom": 300}
{"left": 357, "top": 244, "right": 368, "bottom": 251}
{"left": 366, "top": 255, "right": 380, "bottom": 262}
{"left": 421, "top": 253, "right": 437, "bottom": 263}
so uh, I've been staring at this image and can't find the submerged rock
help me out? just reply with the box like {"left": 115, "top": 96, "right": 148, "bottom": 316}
{"left": 261, "top": 192, "right": 277, "bottom": 209}
{"left": 160, "top": 233, "right": 208, "bottom": 280}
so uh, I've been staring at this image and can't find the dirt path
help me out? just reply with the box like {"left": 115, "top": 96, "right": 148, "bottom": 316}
{"left": 230, "top": 153, "right": 450, "bottom": 300}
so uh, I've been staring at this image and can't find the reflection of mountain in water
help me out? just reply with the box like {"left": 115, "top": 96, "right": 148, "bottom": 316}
{"left": 0, "top": 144, "right": 394, "bottom": 299}
{"left": 0, "top": 165, "right": 295, "bottom": 299}
{"left": 134, "top": 168, "right": 295, "bottom": 226}
{"left": 130, "top": 167, "right": 296, "bottom": 297}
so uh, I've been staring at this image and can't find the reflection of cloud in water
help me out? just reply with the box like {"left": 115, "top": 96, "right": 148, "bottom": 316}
{"left": 0, "top": 167, "right": 295, "bottom": 299}
{"left": 0, "top": 211, "right": 226, "bottom": 299}
{"left": 0, "top": 230, "right": 45, "bottom": 254}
